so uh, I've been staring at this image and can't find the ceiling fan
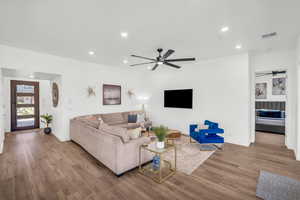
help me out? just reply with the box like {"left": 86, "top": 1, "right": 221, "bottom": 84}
{"left": 130, "top": 48, "right": 196, "bottom": 71}
{"left": 256, "top": 70, "right": 286, "bottom": 77}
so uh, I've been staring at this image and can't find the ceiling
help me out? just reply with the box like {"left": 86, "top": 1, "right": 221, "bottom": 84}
{"left": 0, "top": 0, "right": 300, "bottom": 68}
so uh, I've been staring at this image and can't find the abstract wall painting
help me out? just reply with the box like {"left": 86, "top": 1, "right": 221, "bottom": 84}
{"left": 103, "top": 84, "right": 121, "bottom": 105}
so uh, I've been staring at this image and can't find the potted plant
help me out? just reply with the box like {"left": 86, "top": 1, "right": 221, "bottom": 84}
{"left": 41, "top": 114, "right": 53, "bottom": 134}
{"left": 152, "top": 125, "right": 168, "bottom": 149}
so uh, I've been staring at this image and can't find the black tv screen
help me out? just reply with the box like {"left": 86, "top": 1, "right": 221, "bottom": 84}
{"left": 164, "top": 89, "right": 193, "bottom": 109}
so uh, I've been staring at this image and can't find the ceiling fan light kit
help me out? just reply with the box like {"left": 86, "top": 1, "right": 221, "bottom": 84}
{"left": 130, "top": 48, "right": 196, "bottom": 71}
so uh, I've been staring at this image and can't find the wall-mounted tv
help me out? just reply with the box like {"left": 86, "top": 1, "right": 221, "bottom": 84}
{"left": 164, "top": 89, "right": 193, "bottom": 109}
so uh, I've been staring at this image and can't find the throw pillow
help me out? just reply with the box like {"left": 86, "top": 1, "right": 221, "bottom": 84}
{"left": 128, "top": 114, "right": 137, "bottom": 123}
{"left": 127, "top": 128, "right": 142, "bottom": 140}
{"left": 136, "top": 113, "right": 145, "bottom": 123}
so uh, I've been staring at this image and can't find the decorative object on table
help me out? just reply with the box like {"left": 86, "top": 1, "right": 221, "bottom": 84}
{"left": 127, "top": 90, "right": 135, "bottom": 98}
{"left": 41, "top": 113, "right": 53, "bottom": 134}
{"left": 272, "top": 77, "right": 286, "bottom": 95}
{"left": 139, "top": 142, "right": 176, "bottom": 183}
{"left": 190, "top": 120, "right": 224, "bottom": 150}
{"left": 152, "top": 155, "right": 160, "bottom": 171}
{"left": 103, "top": 84, "right": 121, "bottom": 105}
{"left": 166, "top": 130, "right": 181, "bottom": 145}
{"left": 256, "top": 170, "right": 300, "bottom": 200}
{"left": 87, "top": 86, "right": 96, "bottom": 97}
{"left": 152, "top": 125, "right": 168, "bottom": 149}
{"left": 52, "top": 82, "right": 59, "bottom": 107}
{"left": 255, "top": 83, "right": 267, "bottom": 99}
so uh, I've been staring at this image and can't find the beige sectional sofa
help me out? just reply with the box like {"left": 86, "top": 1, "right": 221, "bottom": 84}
{"left": 70, "top": 111, "right": 153, "bottom": 176}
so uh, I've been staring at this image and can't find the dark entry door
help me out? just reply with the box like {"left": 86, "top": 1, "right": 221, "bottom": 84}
{"left": 11, "top": 80, "right": 40, "bottom": 131}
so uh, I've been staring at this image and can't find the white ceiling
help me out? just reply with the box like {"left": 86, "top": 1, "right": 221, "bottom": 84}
{"left": 0, "top": 0, "right": 300, "bottom": 67}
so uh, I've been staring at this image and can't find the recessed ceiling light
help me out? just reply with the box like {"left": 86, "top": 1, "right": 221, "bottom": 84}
{"left": 88, "top": 51, "right": 95, "bottom": 55}
{"left": 29, "top": 75, "right": 34, "bottom": 78}
{"left": 221, "top": 26, "right": 229, "bottom": 32}
{"left": 235, "top": 44, "right": 242, "bottom": 49}
{"left": 147, "top": 66, "right": 152, "bottom": 70}
{"left": 120, "top": 32, "right": 128, "bottom": 38}
{"left": 123, "top": 59, "right": 128, "bottom": 64}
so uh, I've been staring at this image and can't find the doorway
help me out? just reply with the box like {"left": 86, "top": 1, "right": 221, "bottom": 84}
{"left": 254, "top": 70, "right": 287, "bottom": 146}
{"left": 10, "top": 80, "right": 40, "bottom": 131}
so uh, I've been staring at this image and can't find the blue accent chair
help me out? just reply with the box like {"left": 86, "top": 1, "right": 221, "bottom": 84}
{"left": 190, "top": 120, "right": 224, "bottom": 150}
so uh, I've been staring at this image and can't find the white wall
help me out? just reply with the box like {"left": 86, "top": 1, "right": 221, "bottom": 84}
{"left": 144, "top": 54, "right": 251, "bottom": 146}
{"left": 297, "top": 36, "right": 300, "bottom": 160}
{"left": 0, "top": 44, "right": 145, "bottom": 141}
{"left": 250, "top": 49, "right": 297, "bottom": 153}
{"left": 3, "top": 77, "right": 52, "bottom": 132}
{"left": 255, "top": 74, "right": 287, "bottom": 102}
{"left": 0, "top": 69, "right": 4, "bottom": 153}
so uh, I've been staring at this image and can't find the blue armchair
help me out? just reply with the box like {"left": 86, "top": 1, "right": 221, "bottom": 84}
{"left": 190, "top": 120, "right": 224, "bottom": 150}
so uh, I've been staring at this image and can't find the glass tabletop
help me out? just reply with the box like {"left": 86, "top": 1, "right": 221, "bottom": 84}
{"left": 141, "top": 142, "right": 175, "bottom": 154}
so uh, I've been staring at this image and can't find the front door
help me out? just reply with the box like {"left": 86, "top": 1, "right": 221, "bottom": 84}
{"left": 11, "top": 80, "right": 40, "bottom": 131}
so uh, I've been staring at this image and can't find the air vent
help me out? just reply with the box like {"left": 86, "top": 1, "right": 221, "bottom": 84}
{"left": 262, "top": 32, "right": 277, "bottom": 39}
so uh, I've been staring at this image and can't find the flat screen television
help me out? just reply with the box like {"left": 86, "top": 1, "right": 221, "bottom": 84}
{"left": 164, "top": 89, "right": 193, "bottom": 109}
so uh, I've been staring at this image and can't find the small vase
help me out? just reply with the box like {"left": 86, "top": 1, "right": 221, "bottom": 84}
{"left": 156, "top": 141, "right": 165, "bottom": 149}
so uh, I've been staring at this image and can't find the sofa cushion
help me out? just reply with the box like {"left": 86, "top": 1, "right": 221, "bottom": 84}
{"left": 122, "top": 112, "right": 130, "bottom": 122}
{"left": 112, "top": 123, "right": 130, "bottom": 129}
{"left": 112, "top": 123, "right": 140, "bottom": 129}
{"left": 98, "top": 123, "right": 130, "bottom": 143}
{"left": 80, "top": 119, "right": 100, "bottom": 129}
{"left": 101, "top": 113, "right": 125, "bottom": 125}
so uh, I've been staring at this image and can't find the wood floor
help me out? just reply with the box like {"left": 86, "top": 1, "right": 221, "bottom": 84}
{"left": 1, "top": 130, "right": 300, "bottom": 200}
{"left": 255, "top": 131, "right": 285, "bottom": 147}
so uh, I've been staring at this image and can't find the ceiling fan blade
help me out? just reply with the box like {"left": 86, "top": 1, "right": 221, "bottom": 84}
{"left": 130, "top": 61, "right": 156, "bottom": 67}
{"left": 131, "top": 55, "right": 156, "bottom": 61}
{"left": 162, "top": 49, "right": 175, "bottom": 59}
{"left": 164, "top": 62, "right": 181, "bottom": 69}
{"left": 165, "top": 58, "right": 196, "bottom": 62}
{"left": 151, "top": 64, "right": 159, "bottom": 71}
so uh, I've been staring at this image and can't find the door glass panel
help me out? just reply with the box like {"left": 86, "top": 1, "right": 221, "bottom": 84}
{"left": 17, "top": 118, "right": 35, "bottom": 127}
{"left": 17, "top": 96, "right": 34, "bottom": 104}
{"left": 16, "top": 85, "right": 34, "bottom": 93}
{"left": 17, "top": 107, "right": 34, "bottom": 116}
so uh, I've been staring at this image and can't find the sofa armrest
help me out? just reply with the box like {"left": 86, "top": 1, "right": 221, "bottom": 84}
{"left": 115, "top": 136, "right": 152, "bottom": 174}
